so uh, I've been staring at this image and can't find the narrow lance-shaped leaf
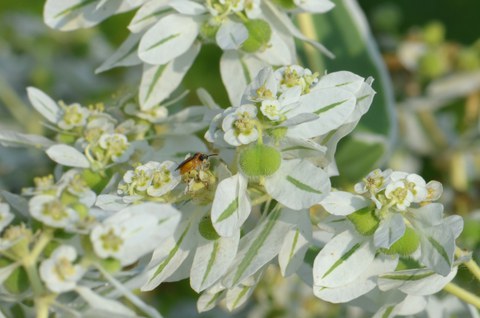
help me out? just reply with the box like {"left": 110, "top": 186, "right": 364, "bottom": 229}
{"left": 378, "top": 266, "right": 458, "bottom": 296}
{"left": 313, "top": 230, "right": 376, "bottom": 288}
{"left": 26, "top": 87, "right": 60, "bottom": 123}
{"left": 190, "top": 230, "right": 240, "bottom": 292}
{"left": 211, "top": 174, "right": 251, "bottom": 237}
{"left": 225, "top": 272, "right": 263, "bottom": 312}
{"left": 138, "top": 14, "right": 199, "bottom": 65}
{"left": 96, "top": 32, "right": 143, "bottom": 73}
{"left": 46, "top": 144, "right": 90, "bottom": 168}
{"left": 418, "top": 223, "right": 455, "bottom": 276}
{"left": 141, "top": 212, "right": 200, "bottom": 291}
{"left": 139, "top": 42, "right": 200, "bottom": 110}
{"left": 278, "top": 210, "right": 311, "bottom": 277}
{"left": 44, "top": 0, "right": 137, "bottom": 31}
{"left": 223, "top": 208, "right": 296, "bottom": 287}
{"left": 75, "top": 286, "right": 136, "bottom": 316}
{"left": 0, "top": 130, "right": 55, "bottom": 149}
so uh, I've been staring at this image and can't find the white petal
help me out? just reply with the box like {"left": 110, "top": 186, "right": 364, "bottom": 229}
{"left": 169, "top": 0, "right": 206, "bottom": 15}
{"left": 138, "top": 14, "right": 199, "bottom": 65}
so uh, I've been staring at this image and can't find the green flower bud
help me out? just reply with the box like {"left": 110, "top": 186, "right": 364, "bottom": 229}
{"left": 347, "top": 207, "right": 379, "bottom": 236}
{"left": 241, "top": 19, "right": 272, "bottom": 53}
{"left": 99, "top": 257, "right": 122, "bottom": 273}
{"left": 57, "top": 133, "right": 77, "bottom": 144}
{"left": 198, "top": 217, "right": 220, "bottom": 241}
{"left": 457, "top": 48, "right": 480, "bottom": 71}
{"left": 382, "top": 227, "right": 420, "bottom": 256}
{"left": 418, "top": 49, "right": 448, "bottom": 80}
{"left": 82, "top": 169, "right": 108, "bottom": 193}
{"left": 423, "top": 21, "right": 445, "bottom": 46}
{"left": 239, "top": 144, "right": 281, "bottom": 177}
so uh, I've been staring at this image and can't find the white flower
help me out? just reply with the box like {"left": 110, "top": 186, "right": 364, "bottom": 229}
{"left": 385, "top": 181, "right": 414, "bottom": 211}
{"left": 425, "top": 180, "right": 443, "bottom": 201}
{"left": 39, "top": 245, "right": 85, "bottom": 293}
{"left": 0, "top": 203, "right": 14, "bottom": 233}
{"left": 222, "top": 104, "right": 259, "bottom": 146}
{"left": 144, "top": 161, "right": 181, "bottom": 197}
{"left": 274, "top": 65, "right": 318, "bottom": 94}
{"left": 354, "top": 169, "right": 392, "bottom": 194}
{"left": 124, "top": 103, "right": 169, "bottom": 123}
{"left": 98, "top": 133, "right": 133, "bottom": 163}
{"left": 29, "top": 195, "right": 78, "bottom": 228}
{"left": 58, "top": 102, "right": 90, "bottom": 130}
{"left": 90, "top": 203, "right": 181, "bottom": 266}
{"left": 404, "top": 174, "right": 428, "bottom": 202}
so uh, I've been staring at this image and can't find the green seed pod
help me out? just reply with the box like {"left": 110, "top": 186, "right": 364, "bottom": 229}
{"left": 383, "top": 227, "right": 420, "bottom": 256}
{"left": 347, "top": 207, "right": 380, "bottom": 236}
{"left": 423, "top": 21, "right": 445, "bottom": 46}
{"left": 418, "top": 49, "right": 448, "bottom": 80}
{"left": 198, "top": 217, "right": 220, "bottom": 241}
{"left": 241, "top": 19, "right": 272, "bottom": 53}
{"left": 239, "top": 144, "right": 281, "bottom": 177}
{"left": 268, "top": 127, "right": 288, "bottom": 142}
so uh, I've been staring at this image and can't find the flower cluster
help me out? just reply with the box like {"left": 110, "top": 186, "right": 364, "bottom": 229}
{"left": 314, "top": 169, "right": 463, "bottom": 314}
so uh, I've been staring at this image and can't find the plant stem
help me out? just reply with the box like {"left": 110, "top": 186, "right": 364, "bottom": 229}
{"left": 456, "top": 247, "right": 480, "bottom": 282}
{"left": 443, "top": 282, "right": 480, "bottom": 309}
{"left": 35, "top": 295, "right": 55, "bottom": 318}
{"left": 296, "top": 13, "right": 323, "bottom": 72}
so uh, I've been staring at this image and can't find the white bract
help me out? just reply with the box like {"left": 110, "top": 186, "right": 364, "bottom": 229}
{"left": 29, "top": 195, "right": 79, "bottom": 228}
{"left": 90, "top": 203, "right": 181, "bottom": 266}
{"left": 39, "top": 245, "right": 85, "bottom": 293}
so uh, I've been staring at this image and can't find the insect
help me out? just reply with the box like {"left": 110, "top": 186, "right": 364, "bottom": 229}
{"left": 175, "top": 153, "right": 217, "bottom": 175}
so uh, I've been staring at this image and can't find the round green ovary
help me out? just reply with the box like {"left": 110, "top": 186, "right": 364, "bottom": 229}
{"left": 198, "top": 217, "right": 220, "bottom": 241}
{"left": 347, "top": 207, "right": 380, "bottom": 236}
{"left": 241, "top": 19, "right": 272, "bottom": 53}
{"left": 239, "top": 144, "right": 281, "bottom": 177}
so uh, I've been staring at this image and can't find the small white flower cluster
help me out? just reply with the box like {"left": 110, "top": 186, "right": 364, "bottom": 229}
{"left": 316, "top": 169, "right": 462, "bottom": 312}
{"left": 43, "top": 0, "right": 335, "bottom": 110}
{"left": 117, "top": 160, "right": 181, "bottom": 202}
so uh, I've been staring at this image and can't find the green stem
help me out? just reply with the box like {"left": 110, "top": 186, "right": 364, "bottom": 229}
{"left": 296, "top": 13, "right": 323, "bottom": 71}
{"left": 456, "top": 247, "right": 480, "bottom": 282}
{"left": 34, "top": 295, "right": 55, "bottom": 318}
{"left": 443, "top": 282, "right": 480, "bottom": 309}
{"left": 23, "top": 229, "right": 54, "bottom": 296}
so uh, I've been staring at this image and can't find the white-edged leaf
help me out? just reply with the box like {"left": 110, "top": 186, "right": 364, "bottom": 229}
{"left": 216, "top": 20, "right": 248, "bottom": 50}
{"left": 444, "top": 215, "right": 464, "bottom": 239}
{"left": 26, "top": 87, "right": 60, "bottom": 123}
{"left": 197, "top": 290, "right": 224, "bottom": 313}
{"left": 96, "top": 33, "right": 142, "bottom": 73}
{"left": 225, "top": 273, "right": 262, "bottom": 311}
{"left": 373, "top": 213, "right": 406, "bottom": 249}
{"left": 313, "top": 254, "right": 398, "bottom": 303}
{"left": 265, "top": 159, "right": 330, "bottom": 210}
{"left": 419, "top": 223, "right": 455, "bottom": 276}
{"left": 1, "top": 191, "right": 29, "bottom": 218}
{"left": 378, "top": 266, "right": 457, "bottom": 296}
{"left": 211, "top": 174, "right": 251, "bottom": 237}
{"left": 409, "top": 203, "right": 444, "bottom": 227}
{"left": 128, "top": 0, "right": 171, "bottom": 33}
{"left": 139, "top": 42, "right": 200, "bottom": 110}
{"left": 220, "top": 51, "right": 265, "bottom": 106}
{"left": 313, "top": 230, "right": 375, "bottom": 288}
{"left": 316, "top": 71, "right": 365, "bottom": 93}
{"left": 286, "top": 87, "right": 356, "bottom": 139}
{"left": 190, "top": 231, "right": 240, "bottom": 292}
{"left": 95, "top": 194, "right": 129, "bottom": 211}
{"left": 141, "top": 212, "right": 199, "bottom": 291}
{"left": 279, "top": 137, "right": 327, "bottom": 160}
{"left": 320, "top": 191, "right": 370, "bottom": 216}
{"left": 44, "top": 0, "right": 137, "bottom": 31}
{"left": 75, "top": 286, "right": 136, "bottom": 316}
{"left": 138, "top": 14, "right": 199, "bottom": 65}
{"left": 254, "top": 31, "right": 294, "bottom": 65}
{"left": 0, "top": 129, "right": 55, "bottom": 149}
{"left": 223, "top": 208, "right": 296, "bottom": 287}
{"left": 46, "top": 144, "right": 90, "bottom": 168}
{"left": 278, "top": 210, "right": 311, "bottom": 277}
{"left": 168, "top": 0, "right": 206, "bottom": 15}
